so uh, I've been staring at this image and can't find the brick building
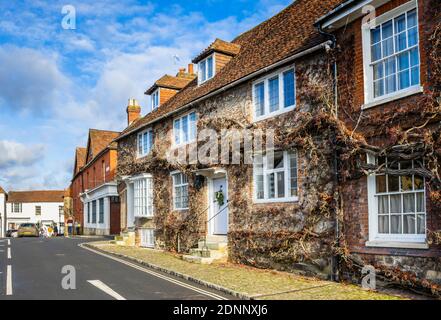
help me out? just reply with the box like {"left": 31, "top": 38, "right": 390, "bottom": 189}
{"left": 70, "top": 129, "right": 121, "bottom": 235}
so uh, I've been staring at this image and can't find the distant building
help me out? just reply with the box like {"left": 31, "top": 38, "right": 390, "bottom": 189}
{"left": 0, "top": 186, "right": 6, "bottom": 237}
{"left": 5, "top": 190, "right": 64, "bottom": 231}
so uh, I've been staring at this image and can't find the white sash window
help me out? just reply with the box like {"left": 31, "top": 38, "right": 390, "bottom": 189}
{"left": 134, "top": 177, "right": 153, "bottom": 217}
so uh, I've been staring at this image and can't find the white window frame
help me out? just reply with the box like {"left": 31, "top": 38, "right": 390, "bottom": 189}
{"left": 366, "top": 153, "right": 427, "bottom": 247}
{"left": 140, "top": 228, "right": 155, "bottom": 248}
{"left": 198, "top": 54, "right": 215, "bottom": 85}
{"left": 133, "top": 175, "right": 154, "bottom": 218}
{"left": 12, "top": 203, "right": 22, "bottom": 213}
{"left": 137, "top": 128, "right": 153, "bottom": 158}
{"left": 361, "top": 0, "right": 423, "bottom": 109}
{"left": 151, "top": 88, "right": 160, "bottom": 110}
{"left": 252, "top": 65, "right": 296, "bottom": 122}
{"left": 253, "top": 150, "right": 298, "bottom": 203}
{"left": 173, "top": 111, "right": 197, "bottom": 147}
{"left": 98, "top": 198, "right": 104, "bottom": 224}
{"left": 171, "top": 171, "right": 189, "bottom": 210}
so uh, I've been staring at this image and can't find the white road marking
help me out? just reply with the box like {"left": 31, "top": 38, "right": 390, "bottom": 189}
{"left": 87, "top": 280, "right": 126, "bottom": 300}
{"left": 7, "top": 247, "right": 11, "bottom": 259}
{"left": 7, "top": 239, "right": 11, "bottom": 245}
{"left": 79, "top": 244, "right": 227, "bottom": 300}
{"left": 6, "top": 265, "right": 12, "bottom": 295}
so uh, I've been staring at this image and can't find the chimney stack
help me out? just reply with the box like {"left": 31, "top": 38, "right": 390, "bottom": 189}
{"left": 126, "top": 98, "right": 141, "bottom": 126}
{"left": 188, "top": 63, "right": 194, "bottom": 75}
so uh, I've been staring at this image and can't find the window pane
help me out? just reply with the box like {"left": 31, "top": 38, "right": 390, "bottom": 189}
{"left": 395, "top": 32, "right": 407, "bottom": 51}
{"left": 410, "top": 66, "right": 419, "bottom": 86}
{"left": 143, "top": 132, "right": 148, "bottom": 153}
{"left": 401, "top": 175, "right": 413, "bottom": 191}
{"left": 403, "top": 193, "right": 415, "bottom": 213}
{"left": 395, "top": 14, "right": 406, "bottom": 33}
{"left": 373, "top": 63, "right": 384, "bottom": 80}
{"left": 273, "top": 152, "right": 284, "bottom": 169}
{"left": 189, "top": 112, "right": 197, "bottom": 141}
{"left": 408, "top": 27, "right": 418, "bottom": 47}
{"left": 417, "top": 214, "right": 425, "bottom": 234}
{"left": 207, "top": 56, "right": 213, "bottom": 79}
{"left": 254, "top": 82, "right": 265, "bottom": 117}
{"left": 371, "top": 43, "right": 382, "bottom": 62}
{"left": 414, "top": 175, "right": 424, "bottom": 190}
{"left": 416, "top": 192, "right": 425, "bottom": 212}
{"left": 397, "top": 52, "right": 409, "bottom": 71}
{"left": 182, "top": 115, "right": 188, "bottom": 142}
{"left": 376, "top": 175, "right": 387, "bottom": 193}
{"left": 391, "top": 215, "right": 402, "bottom": 233}
{"left": 277, "top": 172, "right": 285, "bottom": 198}
{"left": 268, "top": 173, "right": 275, "bottom": 198}
{"left": 388, "top": 175, "right": 399, "bottom": 192}
{"left": 374, "top": 79, "right": 384, "bottom": 97}
{"left": 403, "top": 214, "right": 416, "bottom": 234}
{"left": 382, "top": 20, "right": 393, "bottom": 39}
{"left": 371, "top": 26, "right": 381, "bottom": 44}
{"left": 289, "top": 152, "right": 298, "bottom": 197}
{"left": 407, "top": 9, "right": 417, "bottom": 28}
{"left": 268, "top": 76, "right": 279, "bottom": 112}
{"left": 378, "top": 215, "right": 389, "bottom": 233}
{"left": 200, "top": 60, "right": 206, "bottom": 82}
{"left": 382, "top": 38, "right": 394, "bottom": 57}
{"left": 385, "top": 74, "right": 396, "bottom": 94}
{"left": 390, "top": 194, "right": 401, "bottom": 213}
{"left": 138, "top": 134, "right": 143, "bottom": 154}
{"left": 283, "top": 70, "right": 295, "bottom": 107}
{"left": 409, "top": 48, "right": 419, "bottom": 66}
{"left": 378, "top": 195, "right": 389, "bottom": 214}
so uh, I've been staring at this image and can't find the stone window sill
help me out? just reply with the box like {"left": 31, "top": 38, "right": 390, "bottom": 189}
{"left": 365, "top": 241, "right": 429, "bottom": 250}
{"left": 362, "top": 86, "right": 423, "bottom": 110}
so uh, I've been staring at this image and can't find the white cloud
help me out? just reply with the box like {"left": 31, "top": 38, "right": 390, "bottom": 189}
{"left": 0, "top": 140, "right": 45, "bottom": 169}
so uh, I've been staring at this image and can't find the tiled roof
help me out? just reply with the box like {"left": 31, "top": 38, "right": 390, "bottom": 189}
{"left": 192, "top": 38, "right": 241, "bottom": 63}
{"left": 7, "top": 190, "right": 65, "bottom": 203}
{"left": 88, "top": 129, "right": 120, "bottom": 162}
{"left": 118, "top": 0, "right": 342, "bottom": 139}
{"left": 74, "top": 147, "right": 86, "bottom": 173}
{"left": 145, "top": 75, "right": 195, "bottom": 95}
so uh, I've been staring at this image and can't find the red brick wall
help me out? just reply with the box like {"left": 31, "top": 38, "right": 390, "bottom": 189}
{"left": 335, "top": 0, "right": 441, "bottom": 259}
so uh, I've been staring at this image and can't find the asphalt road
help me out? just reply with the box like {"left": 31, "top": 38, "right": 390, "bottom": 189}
{"left": 0, "top": 237, "right": 231, "bottom": 300}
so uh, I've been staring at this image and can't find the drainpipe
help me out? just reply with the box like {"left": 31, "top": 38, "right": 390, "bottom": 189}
{"left": 316, "top": 24, "right": 340, "bottom": 282}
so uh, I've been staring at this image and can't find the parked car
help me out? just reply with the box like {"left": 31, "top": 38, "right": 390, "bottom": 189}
{"left": 17, "top": 223, "right": 39, "bottom": 237}
{"left": 6, "top": 229, "right": 18, "bottom": 238}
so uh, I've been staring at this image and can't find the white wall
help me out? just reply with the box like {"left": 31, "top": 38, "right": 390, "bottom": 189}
{"left": 6, "top": 201, "right": 64, "bottom": 229}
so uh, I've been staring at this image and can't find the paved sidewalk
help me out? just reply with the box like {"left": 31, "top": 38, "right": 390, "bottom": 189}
{"left": 85, "top": 241, "right": 406, "bottom": 300}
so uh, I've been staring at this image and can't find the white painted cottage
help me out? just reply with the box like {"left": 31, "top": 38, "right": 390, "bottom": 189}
{"left": 0, "top": 186, "right": 6, "bottom": 238}
{"left": 5, "top": 190, "right": 65, "bottom": 231}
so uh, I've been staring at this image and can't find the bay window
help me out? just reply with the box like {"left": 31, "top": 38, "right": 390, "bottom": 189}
{"left": 172, "top": 172, "right": 189, "bottom": 210}
{"left": 134, "top": 177, "right": 153, "bottom": 217}
{"left": 367, "top": 156, "right": 426, "bottom": 244}
{"left": 253, "top": 66, "right": 296, "bottom": 121}
{"left": 363, "top": 1, "right": 421, "bottom": 106}
{"left": 137, "top": 128, "right": 153, "bottom": 157}
{"left": 173, "top": 111, "right": 197, "bottom": 146}
{"left": 253, "top": 150, "right": 298, "bottom": 202}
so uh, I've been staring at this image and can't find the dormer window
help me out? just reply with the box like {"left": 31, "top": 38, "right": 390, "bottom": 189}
{"left": 151, "top": 88, "right": 160, "bottom": 110}
{"left": 198, "top": 55, "right": 215, "bottom": 85}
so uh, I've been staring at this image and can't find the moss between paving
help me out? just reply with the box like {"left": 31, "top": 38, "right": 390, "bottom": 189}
{"left": 90, "top": 242, "right": 404, "bottom": 300}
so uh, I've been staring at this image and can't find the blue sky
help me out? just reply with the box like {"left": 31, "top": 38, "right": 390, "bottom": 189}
{"left": 0, "top": 0, "right": 291, "bottom": 191}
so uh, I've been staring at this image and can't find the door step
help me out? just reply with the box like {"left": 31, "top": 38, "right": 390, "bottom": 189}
{"left": 111, "top": 230, "right": 135, "bottom": 246}
{"left": 182, "top": 238, "right": 228, "bottom": 264}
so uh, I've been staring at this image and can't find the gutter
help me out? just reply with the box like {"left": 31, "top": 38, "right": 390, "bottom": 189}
{"left": 116, "top": 40, "right": 334, "bottom": 141}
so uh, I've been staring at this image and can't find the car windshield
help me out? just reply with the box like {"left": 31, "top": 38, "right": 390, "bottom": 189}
{"left": 20, "top": 224, "right": 35, "bottom": 228}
